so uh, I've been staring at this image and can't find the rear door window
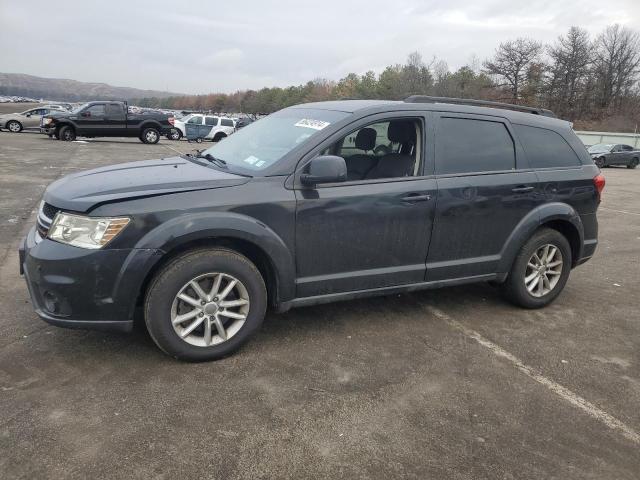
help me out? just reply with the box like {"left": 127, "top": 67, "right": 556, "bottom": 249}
{"left": 106, "top": 104, "right": 123, "bottom": 116}
{"left": 513, "top": 125, "right": 580, "bottom": 168}
{"left": 436, "top": 117, "right": 515, "bottom": 175}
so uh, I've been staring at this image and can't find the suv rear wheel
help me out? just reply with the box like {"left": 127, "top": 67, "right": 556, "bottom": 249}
{"left": 167, "top": 128, "right": 182, "bottom": 141}
{"left": 628, "top": 157, "right": 638, "bottom": 169}
{"left": 144, "top": 248, "right": 267, "bottom": 361}
{"left": 501, "top": 228, "right": 571, "bottom": 309}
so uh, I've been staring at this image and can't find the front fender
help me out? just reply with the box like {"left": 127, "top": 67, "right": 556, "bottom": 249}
{"left": 134, "top": 211, "right": 296, "bottom": 302}
{"left": 497, "top": 202, "right": 584, "bottom": 275}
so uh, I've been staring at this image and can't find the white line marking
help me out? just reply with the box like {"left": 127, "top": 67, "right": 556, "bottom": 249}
{"left": 162, "top": 143, "right": 186, "bottom": 156}
{"left": 600, "top": 207, "right": 640, "bottom": 216}
{"left": 424, "top": 305, "right": 640, "bottom": 445}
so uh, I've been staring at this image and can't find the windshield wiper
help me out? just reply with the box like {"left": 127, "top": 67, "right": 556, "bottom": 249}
{"left": 198, "top": 152, "right": 227, "bottom": 168}
{"left": 181, "top": 152, "right": 253, "bottom": 177}
{"left": 190, "top": 151, "right": 228, "bottom": 168}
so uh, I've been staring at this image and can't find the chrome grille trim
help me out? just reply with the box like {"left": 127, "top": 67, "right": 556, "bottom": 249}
{"left": 35, "top": 201, "right": 59, "bottom": 243}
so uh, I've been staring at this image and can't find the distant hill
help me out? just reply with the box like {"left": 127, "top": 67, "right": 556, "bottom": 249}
{"left": 0, "top": 73, "right": 183, "bottom": 101}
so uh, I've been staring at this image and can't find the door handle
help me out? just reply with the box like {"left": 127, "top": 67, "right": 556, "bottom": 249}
{"left": 401, "top": 193, "right": 432, "bottom": 203}
{"left": 512, "top": 186, "right": 534, "bottom": 193}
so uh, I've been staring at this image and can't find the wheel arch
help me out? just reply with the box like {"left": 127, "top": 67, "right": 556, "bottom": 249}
{"left": 129, "top": 212, "right": 295, "bottom": 315}
{"left": 498, "top": 202, "right": 584, "bottom": 276}
{"left": 140, "top": 120, "right": 162, "bottom": 132}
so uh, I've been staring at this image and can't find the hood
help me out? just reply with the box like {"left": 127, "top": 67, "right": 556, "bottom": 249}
{"left": 44, "top": 156, "right": 250, "bottom": 212}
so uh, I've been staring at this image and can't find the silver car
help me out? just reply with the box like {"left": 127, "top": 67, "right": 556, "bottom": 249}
{"left": 0, "top": 105, "right": 67, "bottom": 133}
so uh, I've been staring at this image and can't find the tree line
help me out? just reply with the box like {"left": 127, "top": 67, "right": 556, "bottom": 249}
{"left": 136, "top": 24, "right": 640, "bottom": 132}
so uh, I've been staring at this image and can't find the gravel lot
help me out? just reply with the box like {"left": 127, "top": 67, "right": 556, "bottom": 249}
{"left": 0, "top": 131, "right": 639, "bottom": 479}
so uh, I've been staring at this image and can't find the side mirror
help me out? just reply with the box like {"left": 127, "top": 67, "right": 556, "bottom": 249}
{"left": 300, "top": 155, "right": 347, "bottom": 186}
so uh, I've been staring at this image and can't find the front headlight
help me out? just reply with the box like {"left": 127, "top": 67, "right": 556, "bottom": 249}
{"left": 43, "top": 118, "right": 53, "bottom": 125}
{"left": 48, "top": 213, "right": 130, "bottom": 249}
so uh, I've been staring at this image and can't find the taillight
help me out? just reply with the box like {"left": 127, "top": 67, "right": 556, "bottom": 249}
{"left": 593, "top": 174, "right": 605, "bottom": 202}
{"left": 168, "top": 117, "right": 175, "bottom": 126}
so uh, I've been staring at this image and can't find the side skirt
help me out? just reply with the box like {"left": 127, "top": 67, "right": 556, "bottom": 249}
{"left": 276, "top": 273, "right": 497, "bottom": 313}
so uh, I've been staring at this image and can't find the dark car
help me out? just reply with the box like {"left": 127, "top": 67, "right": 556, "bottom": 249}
{"left": 20, "top": 96, "right": 604, "bottom": 361}
{"left": 588, "top": 143, "right": 639, "bottom": 169}
{"left": 234, "top": 117, "right": 254, "bottom": 130}
{"left": 41, "top": 101, "right": 174, "bottom": 144}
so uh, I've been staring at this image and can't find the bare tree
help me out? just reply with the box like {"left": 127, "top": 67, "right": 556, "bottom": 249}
{"left": 593, "top": 24, "right": 640, "bottom": 111}
{"left": 546, "top": 27, "right": 593, "bottom": 119}
{"left": 483, "top": 38, "right": 543, "bottom": 102}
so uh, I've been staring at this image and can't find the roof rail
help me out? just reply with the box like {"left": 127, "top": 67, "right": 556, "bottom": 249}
{"left": 403, "top": 95, "right": 556, "bottom": 118}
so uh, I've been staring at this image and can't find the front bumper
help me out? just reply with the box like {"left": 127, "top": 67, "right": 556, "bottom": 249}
{"left": 20, "top": 226, "right": 162, "bottom": 333}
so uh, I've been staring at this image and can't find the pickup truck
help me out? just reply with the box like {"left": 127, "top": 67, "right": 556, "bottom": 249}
{"left": 41, "top": 101, "right": 175, "bottom": 144}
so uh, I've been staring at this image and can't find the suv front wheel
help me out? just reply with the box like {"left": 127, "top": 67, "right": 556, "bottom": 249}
{"left": 145, "top": 248, "right": 267, "bottom": 361}
{"left": 501, "top": 228, "right": 572, "bottom": 309}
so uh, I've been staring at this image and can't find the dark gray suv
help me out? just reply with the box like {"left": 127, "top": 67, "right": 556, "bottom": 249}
{"left": 20, "top": 97, "right": 605, "bottom": 361}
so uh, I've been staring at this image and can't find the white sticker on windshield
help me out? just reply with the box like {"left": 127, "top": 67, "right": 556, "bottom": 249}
{"left": 243, "top": 155, "right": 259, "bottom": 165}
{"left": 295, "top": 119, "right": 330, "bottom": 130}
{"left": 255, "top": 160, "right": 266, "bottom": 167}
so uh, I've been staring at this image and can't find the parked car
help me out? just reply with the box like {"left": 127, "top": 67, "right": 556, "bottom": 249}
{"left": 170, "top": 114, "right": 235, "bottom": 141}
{"left": 40, "top": 101, "right": 174, "bottom": 143}
{"left": 20, "top": 97, "right": 604, "bottom": 361}
{"left": 0, "top": 105, "right": 67, "bottom": 133}
{"left": 588, "top": 143, "right": 639, "bottom": 168}
{"left": 234, "top": 116, "right": 254, "bottom": 130}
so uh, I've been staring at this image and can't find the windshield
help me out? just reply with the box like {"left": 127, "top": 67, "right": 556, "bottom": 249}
{"left": 588, "top": 143, "right": 614, "bottom": 154}
{"left": 200, "top": 108, "right": 348, "bottom": 172}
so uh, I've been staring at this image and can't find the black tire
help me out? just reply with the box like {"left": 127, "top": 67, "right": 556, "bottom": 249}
{"left": 140, "top": 127, "right": 160, "bottom": 144}
{"left": 144, "top": 248, "right": 267, "bottom": 362}
{"left": 213, "top": 132, "right": 227, "bottom": 142}
{"left": 58, "top": 125, "right": 76, "bottom": 141}
{"left": 501, "top": 228, "right": 572, "bottom": 309}
{"left": 167, "top": 128, "right": 182, "bottom": 141}
{"left": 595, "top": 156, "right": 605, "bottom": 168}
{"left": 628, "top": 157, "right": 638, "bottom": 169}
{"left": 7, "top": 120, "right": 22, "bottom": 133}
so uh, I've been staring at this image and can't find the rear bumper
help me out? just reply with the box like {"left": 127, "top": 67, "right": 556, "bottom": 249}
{"left": 576, "top": 239, "right": 597, "bottom": 266}
{"left": 20, "top": 227, "right": 161, "bottom": 333}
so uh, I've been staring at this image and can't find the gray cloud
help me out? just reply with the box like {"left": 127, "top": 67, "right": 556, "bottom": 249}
{"left": 1, "top": 0, "right": 638, "bottom": 94}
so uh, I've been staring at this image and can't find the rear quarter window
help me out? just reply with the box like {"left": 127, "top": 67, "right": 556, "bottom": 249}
{"left": 221, "top": 118, "right": 234, "bottom": 127}
{"left": 514, "top": 124, "right": 581, "bottom": 168}
{"left": 436, "top": 117, "right": 515, "bottom": 175}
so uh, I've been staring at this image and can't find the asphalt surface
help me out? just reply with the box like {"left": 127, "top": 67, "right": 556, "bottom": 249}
{"left": 0, "top": 131, "right": 639, "bottom": 479}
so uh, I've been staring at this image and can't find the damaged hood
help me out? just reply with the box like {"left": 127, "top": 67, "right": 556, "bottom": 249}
{"left": 44, "top": 156, "right": 250, "bottom": 212}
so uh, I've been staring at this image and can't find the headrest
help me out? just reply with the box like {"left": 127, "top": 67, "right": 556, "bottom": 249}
{"left": 355, "top": 127, "right": 377, "bottom": 151}
{"left": 388, "top": 121, "right": 415, "bottom": 144}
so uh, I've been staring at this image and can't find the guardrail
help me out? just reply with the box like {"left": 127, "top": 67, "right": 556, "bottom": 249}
{"left": 575, "top": 131, "right": 640, "bottom": 148}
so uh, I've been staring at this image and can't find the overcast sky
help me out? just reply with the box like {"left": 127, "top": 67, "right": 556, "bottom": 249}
{"left": 1, "top": 0, "right": 638, "bottom": 94}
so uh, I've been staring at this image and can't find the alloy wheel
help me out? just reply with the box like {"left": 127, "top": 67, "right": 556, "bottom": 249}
{"left": 171, "top": 273, "right": 250, "bottom": 347}
{"left": 524, "top": 244, "right": 563, "bottom": 297}
{"left": 8, "top": 121, "right": 21, "bottom": 132}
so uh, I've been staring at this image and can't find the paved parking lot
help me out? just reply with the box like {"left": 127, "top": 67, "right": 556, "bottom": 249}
{"left": 0, "top": 131, "right": 639, "bottom": 479}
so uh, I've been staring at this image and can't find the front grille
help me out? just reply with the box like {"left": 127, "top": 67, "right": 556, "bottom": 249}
{"left": 42, "top": 202, "right": 59, "bottom": 219}
{"left": 36, "top": 202, "right": 59, "bottom": 241}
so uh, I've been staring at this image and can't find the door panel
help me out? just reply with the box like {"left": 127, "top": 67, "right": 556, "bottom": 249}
{"left": 295, "top": 178, "right": 437, "bottom": 297}
{"left": 426, "top": 112, "right": 542, "bottom": 281}
{"left": 76, "top": 104, "right": 107, "bottom": 135}
{"left": 426, "top": 171, "right": 540, "bottom": 280}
